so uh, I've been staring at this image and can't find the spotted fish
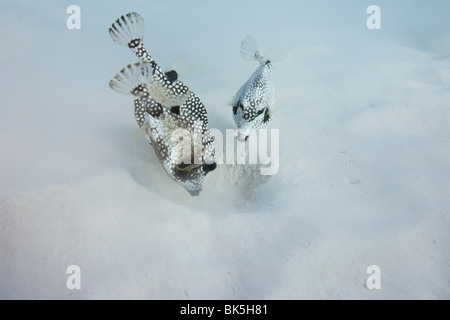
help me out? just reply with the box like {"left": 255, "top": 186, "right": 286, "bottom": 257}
{"left": 108, "top": 13, "right": 216, "bottom": 196}
{"left": 231, "top": 35, "right": 284, "bottom": 141}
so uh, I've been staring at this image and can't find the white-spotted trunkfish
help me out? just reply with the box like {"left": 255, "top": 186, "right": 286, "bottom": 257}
{"left": 108, "top": 12, "right": 216, "bottom": 196}
{"left": 231, "top": 35, "right": 285, "bottom": 142}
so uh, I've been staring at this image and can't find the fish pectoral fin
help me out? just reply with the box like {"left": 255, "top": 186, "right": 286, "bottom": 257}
{"left": 131, "top": 121, "right": 148, "bottom": 141}
{"left": 228, "top": 96, "right": 237, "bottom": 107}
{"left": 263, "top": 109, "right": 271, "bottom": 124}
{"left": 232, "top": 101, "right": 244, "bottom": 115}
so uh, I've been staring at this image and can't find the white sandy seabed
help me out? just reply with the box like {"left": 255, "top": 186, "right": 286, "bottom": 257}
{"left": 1, "top": 0, "right": 450, "bottom": 299}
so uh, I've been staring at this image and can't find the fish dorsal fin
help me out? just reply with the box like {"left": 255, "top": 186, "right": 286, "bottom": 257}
{"left": 148, "top": 80, "right": 191, "bottom": 108}
{"left": 142, "top": 57, "right": 194, "bottom": 107}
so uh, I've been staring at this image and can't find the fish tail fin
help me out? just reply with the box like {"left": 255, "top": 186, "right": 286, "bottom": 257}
{"left": 109, "top": 62, "right": 153, "bottom": 95}
{"left": 109, "top": 12, "right": 156, "bottom": 62}
{"left": 240, "top": 35, "right": 265, "bottom": 63}
{"left": 109, "top": 12, "right": 145, "bottom": 47}
{"left": 264, "top": 47, "right": 286, "bottom": 63}
{"left": 240, "top": 35, "right": 286, "bottom": 64}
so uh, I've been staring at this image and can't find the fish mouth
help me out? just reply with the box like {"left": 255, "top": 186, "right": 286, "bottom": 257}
{"left": 237, "top": 129, "right": 252, "bottom": 142}
{"left": 189, "top": 189, "right": 201, "bottom": 197}
{"left": 237, "top": 130, "right": 250, "bottom": 142}
{"left": 237, "top": 136, "right": 249, "bottom": 143}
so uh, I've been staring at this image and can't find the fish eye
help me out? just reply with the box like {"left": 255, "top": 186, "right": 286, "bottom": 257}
{"left": 203, "top": 162, "right": 217, "bottom": 173}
